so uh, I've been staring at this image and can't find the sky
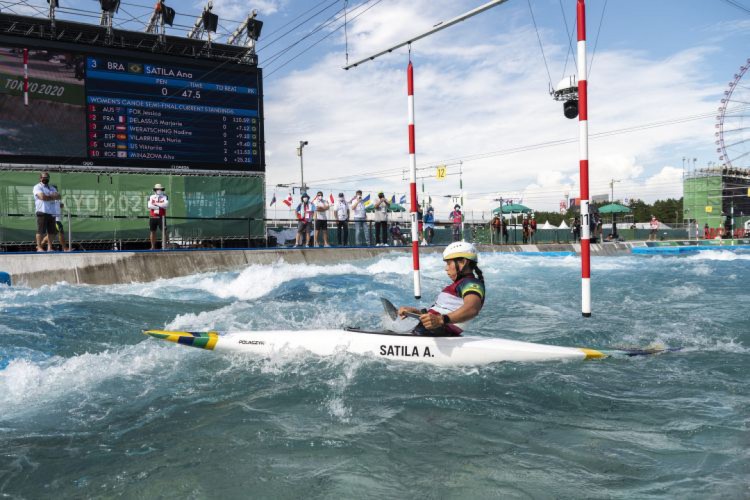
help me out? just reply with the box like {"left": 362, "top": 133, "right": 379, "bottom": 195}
{"left": 2, "top": 0, "right": 749, "bottom": 215}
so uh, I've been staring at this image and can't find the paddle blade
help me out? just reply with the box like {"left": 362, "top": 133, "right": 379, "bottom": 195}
{"left": 380, "top": 297, "right": 399, "bottom": 320}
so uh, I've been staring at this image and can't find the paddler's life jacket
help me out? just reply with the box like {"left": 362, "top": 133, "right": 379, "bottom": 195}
{"left": 426, "top": 275, "right": 485, "bottom": 335}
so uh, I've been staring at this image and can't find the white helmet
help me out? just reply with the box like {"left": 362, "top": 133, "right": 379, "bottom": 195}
{"left": 442, "top": 241, "right": 478, "bottom": 262}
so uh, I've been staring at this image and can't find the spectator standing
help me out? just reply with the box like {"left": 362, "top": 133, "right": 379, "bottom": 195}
{"left": 147, "top": 183, "right": 169, "bottom": 250}
{"left": 703, "top": 223, "right": 710, "bottom": 240}
{"left": 530, "top": 215, "right": 537, "bottom": 243}
{"left": 723, "top": 214, "right": 732, "bottom": 239}
{"left": 423, "top": 206, "right": 435, "bottom": 245}
{"left": 33, "top": 171, "right": 61, "bottom": 252}
{"left": 373, "top": 192, "right": 390, "bottom": 246}
{"left": 522, "top": 215, "right": 530, "bottom": 244}
{"left": 491, "top": 215, "right": 501, "bottom": 244}
{"left": 416, "top": 205, "right": 424, "bottom": 244}
{"left": 334, "top": 192, "right": 349, "bottom": 246}
{"left": 351, "top": 190, "right": 369, "bottom": 246}
{"left": 312, "top": 191, "right": 331, "bottom": 247}
{"left": 590, "top": 212, "right": 598, "bottom": 243}
{"left": 501, "top": 216, "right": 509, "bottom": 243}
{"left": 449, "top": 205, "right": 463, "bottom": 241}
{"left": 649, "top": 215, "right": 659, "bottom": 241}
{"left": 41, "top": 194, "right": 68, "bottom": 251}
{"left": 294, "top": 193, "right": 314, "bottom": 247}
{"left": 572, "top": 216, "right": 581, "bottom": 243}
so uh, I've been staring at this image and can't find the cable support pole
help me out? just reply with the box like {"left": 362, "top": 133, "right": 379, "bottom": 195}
{"left": 577, "top": 0, "right": 591, "bottom": 317}
{"left": 407, "top": 58, "right": 421, "bottom": 299}
{"left": 23, "top": 48, "right": 28, "bottom": 106}
{"left": 343, "top": 0, "right": 510, "bottom": 69}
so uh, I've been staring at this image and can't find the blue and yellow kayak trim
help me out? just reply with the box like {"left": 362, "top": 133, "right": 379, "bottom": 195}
{"left": 143, "top": 330, "right": 219, "bottom": 350}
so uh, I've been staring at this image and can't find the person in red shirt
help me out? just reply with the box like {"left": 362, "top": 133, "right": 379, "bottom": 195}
{"left": 147, "top": 183, "right": 169, "bottom": 250}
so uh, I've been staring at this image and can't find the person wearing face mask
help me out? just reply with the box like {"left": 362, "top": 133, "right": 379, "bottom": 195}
{"left": 373, "top": 192, "right": 390, "bottom": 246}
{"left": 148, "top": 183, "right": 170, "bottom": 250}
{"left": 33, "top": 171, "right": 61, "bottom": 252}
{"left": 294, "top": 193, "right": 314, "bottom": 247}
{"left": 350, "top": 189, "right": 369, "bottom": 246}
{"left": 334, "top": 192, "right": 350, "bottom": 246}
{"left": 312, "top": 190, "right": 331, "bottom": 247}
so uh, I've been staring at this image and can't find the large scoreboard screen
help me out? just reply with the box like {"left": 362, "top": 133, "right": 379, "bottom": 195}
{"left": 0, "top": 40, "right": 263, "bottom": 172}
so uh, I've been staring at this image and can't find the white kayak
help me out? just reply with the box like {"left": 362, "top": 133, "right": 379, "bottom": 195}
{"left": 142, "top": 328, "right": 674, "bottom": 366}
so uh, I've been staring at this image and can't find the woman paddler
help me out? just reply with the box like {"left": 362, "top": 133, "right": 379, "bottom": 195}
{"left": 398, "top": 241, "right": 485, "bottom": 336}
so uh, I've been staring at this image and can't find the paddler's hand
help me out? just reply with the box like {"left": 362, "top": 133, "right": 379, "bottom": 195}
{"left": 397, "top": 306, "right": 419, "bottom": 319}
{"left": 419, "top": 312, "right": 444, "bottom": 330}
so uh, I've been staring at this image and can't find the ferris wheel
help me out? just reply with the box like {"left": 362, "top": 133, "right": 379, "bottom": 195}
{"left": 716, "top": 58, "right": 750, "bottom": 169}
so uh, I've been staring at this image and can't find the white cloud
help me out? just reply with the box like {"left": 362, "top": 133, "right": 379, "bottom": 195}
{"left": 198, "top": 0, "right": 282, "bottom": 20}
{"left": 262, "top": 0, "right": 732, "bottom": 217}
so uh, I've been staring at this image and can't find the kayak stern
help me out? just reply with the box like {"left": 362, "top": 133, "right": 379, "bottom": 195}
{"left": 143, "top": 330, "right": 219, "bottom": 350}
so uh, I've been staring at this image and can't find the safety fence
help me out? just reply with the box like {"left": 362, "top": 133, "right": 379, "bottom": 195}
{"left": 2, "top": 213, "right": 744, "bottom": 253}
{"left": 0, "top": 212, "right": 265, "bottom": 251}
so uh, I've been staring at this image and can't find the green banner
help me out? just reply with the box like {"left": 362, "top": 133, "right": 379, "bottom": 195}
{"left": 0, "top": 170, "right": 264, "bottom": 244}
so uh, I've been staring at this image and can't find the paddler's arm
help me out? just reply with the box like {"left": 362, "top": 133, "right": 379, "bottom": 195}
{"left": 419, "top": 294, "right": 482, "bottom": 330}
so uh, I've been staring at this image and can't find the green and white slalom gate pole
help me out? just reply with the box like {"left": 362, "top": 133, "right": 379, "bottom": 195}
{"left": 577, "top": 0, "right": 592, "bottom": 317}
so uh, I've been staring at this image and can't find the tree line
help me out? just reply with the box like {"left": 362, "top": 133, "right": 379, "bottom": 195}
{"left": 530, "top": 198, "right": 684, "bottom": 226}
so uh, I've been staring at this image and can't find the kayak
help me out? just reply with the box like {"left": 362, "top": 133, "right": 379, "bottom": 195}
{"left": 142, "top": 328, "right": 674, "bottom": 366}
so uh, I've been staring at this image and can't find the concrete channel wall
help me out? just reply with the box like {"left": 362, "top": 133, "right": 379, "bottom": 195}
{"left": 0, "top": 242, "right": 644, "bottom": 288}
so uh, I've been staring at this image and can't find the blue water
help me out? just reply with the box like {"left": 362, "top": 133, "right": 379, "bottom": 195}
{"left": 0, "top": 250, "right": 748, "bottom": 498}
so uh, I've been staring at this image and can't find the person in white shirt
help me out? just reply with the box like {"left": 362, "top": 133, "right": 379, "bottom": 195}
{"left": 373, "top": 192, "right": 390, "bottom": 246}
{"left": 147, "top": 183, "right": 169, "bottom": 250}
{"left": 40, "top": 192, "right": 68, "bottom": 251}
{"left": 312, "top": 191, "right": 330, "bottom": 247}
{"left": 33, "top": 171, "right": 61, "bottom": 252}
{"left": 334, "top": 192, "right": 350, "bottom": 246}
{"left": 350, "top": 189, "right": 369, "bottom": 246}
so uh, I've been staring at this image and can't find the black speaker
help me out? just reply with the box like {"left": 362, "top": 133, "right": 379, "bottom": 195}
{"left": 162, "top": 6, "right": 176, "bottom": 26}
{"left": 247, "top": 18, "right": 263, "bottom": 41}
{"left": 202, "top": 11, "right": 218, "bottom": 32}
{"left": 99, "top": 0, "right": 120, "bottom": 12}
{"left": 563, "top": 99, "right": 578, "bottom": 119}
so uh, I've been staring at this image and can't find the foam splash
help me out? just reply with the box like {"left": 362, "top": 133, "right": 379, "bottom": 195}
{"left": 0, "top": 343, "right": 188, "bottom": 421}
{"left": 686, "top": 250, "right": 750, "bottom": 262}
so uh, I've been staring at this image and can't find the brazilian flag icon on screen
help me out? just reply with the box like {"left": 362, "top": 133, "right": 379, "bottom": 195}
{"left": 128, "top": 63, "right": 143, "bottom": 74}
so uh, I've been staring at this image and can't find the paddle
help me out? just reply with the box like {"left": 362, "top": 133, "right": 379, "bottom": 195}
{"left": 380, "top": 297, "right": 421, "bottom": 320}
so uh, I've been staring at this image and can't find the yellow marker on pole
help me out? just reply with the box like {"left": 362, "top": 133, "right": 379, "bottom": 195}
{"left": 436, "top": 165, "right": 447, "bottom": 180}
{"left": 705, "top": 206, "right": 713, "bottom": 213}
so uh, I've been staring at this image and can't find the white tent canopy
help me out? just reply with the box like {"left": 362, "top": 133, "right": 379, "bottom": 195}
{"left": 558, "top": 220, "right": 569, "bottom": 229}
{"left": 540, "top": 220, "right": 555, "bottom": 230}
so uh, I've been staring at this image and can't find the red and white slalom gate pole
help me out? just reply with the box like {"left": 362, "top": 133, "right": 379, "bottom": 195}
{"left": 407, "top": 60, "right": 422, "bottom": 299}
{"left": 577, "top": 0, "right": 591, "bottom": 317}
{"left": 23, "top": 48, "right": 29, "bottom": 106}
